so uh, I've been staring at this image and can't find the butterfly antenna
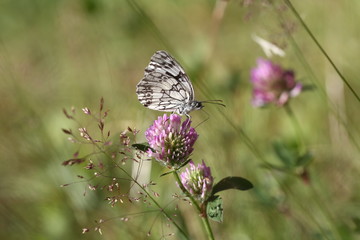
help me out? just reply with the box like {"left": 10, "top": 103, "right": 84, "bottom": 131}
{"left": 201, "top": 99, "right": 226, "bottom": 108}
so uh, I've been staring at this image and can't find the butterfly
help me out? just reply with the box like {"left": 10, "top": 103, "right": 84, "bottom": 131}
{"left": 136, "top": 50, "right": 224, "bottom": 118}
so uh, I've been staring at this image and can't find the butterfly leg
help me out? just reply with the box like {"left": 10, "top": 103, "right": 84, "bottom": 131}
{"left": 183, "top": 113, "right": 192, "bottom": 128}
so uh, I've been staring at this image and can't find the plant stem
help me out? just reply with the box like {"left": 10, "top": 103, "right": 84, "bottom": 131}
{"left": 173, "top": 171, "right": 215, "bottom": 240}
{"left": 95, "top": 143, "right": 189, "bottom": 239}
{"left": 201, "top": 214, "right": 215, "bottom": 240}
{"left": 283, "top": 0, "right": 360, "bottom": 103}
{"left": 284, "top": 104, "right": 306, "bottom": 154}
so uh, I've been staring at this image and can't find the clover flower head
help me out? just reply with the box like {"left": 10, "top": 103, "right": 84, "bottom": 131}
{"left": 251, "top": 58, "right": 302, "bottom": 107}
{"left": 180, "top": 160, "right": 213, "bottom": 203}
{"left": 145, "top": 114, "right": 198, "bottom": 168}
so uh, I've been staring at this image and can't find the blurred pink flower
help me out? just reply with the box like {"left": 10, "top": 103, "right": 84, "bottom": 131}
{"left": 251, "top": 58, "right": 302, "bottom": 107}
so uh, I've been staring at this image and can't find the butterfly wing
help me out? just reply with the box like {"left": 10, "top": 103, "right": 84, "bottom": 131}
{"left": 136, "top": 50, "right": 195, "bottom": 112}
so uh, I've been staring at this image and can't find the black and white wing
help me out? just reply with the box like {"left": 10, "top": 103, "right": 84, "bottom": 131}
{"left": 136, "top": 50, "right": 199, "bottom": 114}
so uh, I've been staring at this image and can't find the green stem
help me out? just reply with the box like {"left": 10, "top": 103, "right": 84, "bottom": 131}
{"left": 283, "top": 0, "right": 360, "bottom": 103}
{"left": 284, "top": 104, "right": 306, "bottom": 154}
{"left": 173, "top": 171, "right": 215, "bottom": 240}
{"left": 201, "top": 214, "right": 215, "bottom": 240}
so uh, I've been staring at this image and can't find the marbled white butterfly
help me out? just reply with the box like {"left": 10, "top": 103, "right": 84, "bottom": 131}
{"left": 136, "top": 50, "right": 224, "bottom": 117}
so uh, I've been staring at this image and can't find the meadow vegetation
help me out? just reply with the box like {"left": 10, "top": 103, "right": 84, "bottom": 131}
{"left": 0, "top": 0, "right": 359, "bottom": 239}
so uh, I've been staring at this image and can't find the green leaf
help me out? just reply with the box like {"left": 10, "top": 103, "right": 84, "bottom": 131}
{"left": 176, "top": 159, "right": 192, "bottom": 169}
{"left": 160, "top": 159, "right": 192, "bottom": 177}
{"left": 160, "top": 170, "right": 174, "bottom": 177}
{"left": 353, "top": 217, "right": 360, "bottom": 233}
{"left": 132, "top": 143, "right": 153, "bottom": 152}
{"left": 302, "top": 84, "right": 316, "bottom": 91}
{"left": 296, "top": 152, "right": 313, "bottom": 167}
{"left": 206, "top": 195, "right": 223, "bottom": 223}
{"left": 259, "top": 163, "right": 288, "bottom": 172}
{"left": 272, "top": 140, "right": 313, "bottom": 171}
{"left": 273, "top": 140, "right": 310, "bottom": 169}
{"left": 273, "top": 141, "right": 297, "bottom": 168}
{"left": 211, "top": 176, "right": 253, "bottom": 196}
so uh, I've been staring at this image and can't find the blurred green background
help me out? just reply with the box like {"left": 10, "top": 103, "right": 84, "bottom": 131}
{"left": 1, "top": 0, "right": 360, "bottom": 239}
